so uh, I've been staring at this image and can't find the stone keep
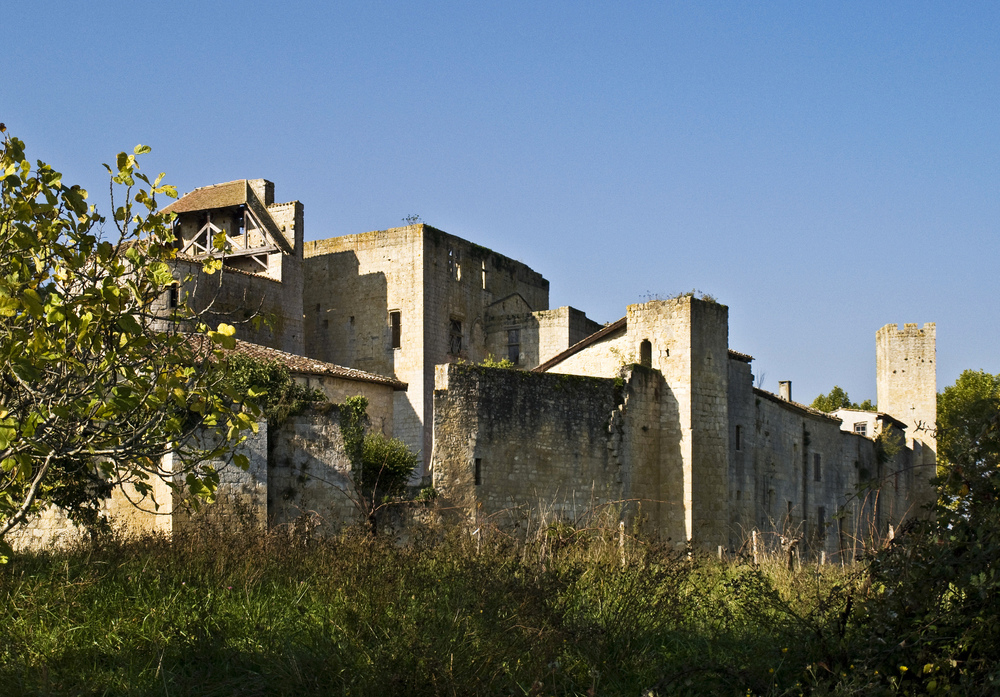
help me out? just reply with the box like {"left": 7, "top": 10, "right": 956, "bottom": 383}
{"left": 876, "top": 323, "right": 937, "bottom": 471}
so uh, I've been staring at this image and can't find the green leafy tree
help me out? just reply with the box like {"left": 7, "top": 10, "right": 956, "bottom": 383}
{"left": 936, "top": 369, "right": 1000, "bottom": 496}
{"left": 810, "top": 385, "right": 874, "bottom": 412}
{"left": 840, "top": 370, "right": 1000, "bottom": 692}
{"left": 0, "top": 127, "right": 258, "bottom": 553}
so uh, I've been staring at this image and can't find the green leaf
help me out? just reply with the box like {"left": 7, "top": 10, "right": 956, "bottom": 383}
{"left": 10, "top": 360, "right": 40, "bottom": 382}
{"left": 21, "top": 288, "right": 42, "bottom": 317}
{"left": 116, "top": 314, "right": 142, "bottom": 334}
{"left": 133, "top": 144, "right": 151, "bottom": 155}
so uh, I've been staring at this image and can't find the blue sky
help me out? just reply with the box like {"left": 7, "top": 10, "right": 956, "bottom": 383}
{"left": 4, "top": 1, "right": 998, "bottom": 403}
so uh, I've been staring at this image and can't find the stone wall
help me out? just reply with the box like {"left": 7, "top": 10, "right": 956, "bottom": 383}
{"left": 268, "top": 408, "right": 360, "bottom": 530}
{"left": 303, "top": 227, "right": 427, "bottom": 469}
{"left": 434, "top": 364, "right": 634, "bottom": 524}
{"left": 304, "top": 224, "right": 559, "bottom": 477}
{"left": 432, "top": 363, "right": 678, "bottom": 536}
{"left": 294, "top": 374, "right": 396, "bottom": 436}
{"left": 167, "top": 258, "right": 305, "bottom": 355}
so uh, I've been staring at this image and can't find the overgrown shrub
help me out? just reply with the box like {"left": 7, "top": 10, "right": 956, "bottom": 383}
{"left": 360, "top": 432, "right": 418, "bottom": 497}
{"left": 222, "top": 353, "right": 325, "bottom": 427}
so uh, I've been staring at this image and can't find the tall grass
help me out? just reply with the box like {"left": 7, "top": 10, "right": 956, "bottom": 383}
{"left": 0, "top": 516, "right": 871, "bottom": 697}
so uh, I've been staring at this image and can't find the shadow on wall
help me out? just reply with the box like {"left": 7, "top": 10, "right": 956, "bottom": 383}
{"left": 304, "top": 251, "right": 391, "bottom": 377}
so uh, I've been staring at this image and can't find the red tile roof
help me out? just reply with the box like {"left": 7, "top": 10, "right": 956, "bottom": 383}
{"left": 229, "top": 339, "right": 407, "bottom": 390}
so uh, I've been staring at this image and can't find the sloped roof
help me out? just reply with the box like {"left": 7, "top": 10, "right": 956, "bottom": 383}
{"left": 533, "top": 317, "right": 627, "bottom": 373}
{"left": 753, "top": 387, "right": 841, "bottom": 421}
{"left": 163, "top": 180, "right": 249, "bottom": 214}
{"left": 163, "top": 180, "right": 294, "bottom": 256}
{"left": 229, "top": 339, "right": 407, "bottom": 390}
{"left": 185, "top": 334, "right": 407, "bottom": 390}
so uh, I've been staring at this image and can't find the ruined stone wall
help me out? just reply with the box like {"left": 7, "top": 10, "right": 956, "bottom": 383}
{"left": 268, "top": 408, "right": 360, "bottom": 531}
{"left": 11, "top": 424, "right": 270, "bottom": 550}
{"left": 170, "top": 424, "right": 270, "bottom": 532}
{"left": 431, "top": 363, "right": 676, "bottom": 536}
{"left": 434, "top": 365, "right": 629, "bottom": 523}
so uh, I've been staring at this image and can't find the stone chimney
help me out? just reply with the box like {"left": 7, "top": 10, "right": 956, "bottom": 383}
{"left": 248, "top": 179, "right": 275, "bottom": 206}
{"left": 778, "top": 380, "right": 791, "bottom": 402}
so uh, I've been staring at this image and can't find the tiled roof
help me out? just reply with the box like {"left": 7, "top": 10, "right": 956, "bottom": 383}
{"left": 163, "top": 180, "right": 248, "bottom": 214}
{"left": 163, "top": 180, "right": 294, "bottom": 256}
{"left": 728, "top": 349, "right": 753, "bottom": 363}
{"left": 229, "top": 339, "right": 407, "bottom": 390}
{"left": 533, "top": 317, "right": 627, "bottom": 373}
{"left": 187, "top": 334, "right": 407, "bottom": 390}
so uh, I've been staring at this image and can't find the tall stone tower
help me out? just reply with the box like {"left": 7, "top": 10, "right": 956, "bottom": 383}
{"left": 876, "top": 323, "right": 936, "bottom": 471}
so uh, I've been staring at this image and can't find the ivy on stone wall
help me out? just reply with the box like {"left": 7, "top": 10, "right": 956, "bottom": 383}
{"left": 222, "top": 354, "right": 325, "bottom": 428}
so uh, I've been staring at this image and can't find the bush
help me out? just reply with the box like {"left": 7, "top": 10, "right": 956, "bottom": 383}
{"left": 359, "top": 432, "right": 417, "bottom": 498}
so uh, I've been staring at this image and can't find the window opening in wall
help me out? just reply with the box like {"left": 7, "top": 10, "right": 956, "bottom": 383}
{"left": 448, "top": 248, "right": 461, "bottom": 281}
{"left": 640, "top": 339, "right": 652, "bottom": 367}
{"left": 481, "top": 260, "right": 487, "bottom": 290}
{"left": 817, "top": 506, "right": 827, "bottom": 541}
{"left": 389, "top": 311, "right": 401, "bottom": 349}
{"left": 474, "top": 458, "right": 482, "bottom": 486}
{"left": 735, "top": 425, "right": 742, "bottom": 451}
{"left": 813, "top": 453, "right": 822, "bottom": 481}
{"left": 449, "top": 319, "right": 463, "bottom": 355}
{"left": 787, "top": 500, "right": 793, "bottom": 522}
{"left": 507, "top": 328, "right": 520, "bottom": 365}
{"left": 735, "top": 490, "right": 742, "bottom": 501}
{"left": 167, "top": 283, "right": 179, "bottom": 309}
{"left": 853, "top": 422, "right": 867, "bottom": 437}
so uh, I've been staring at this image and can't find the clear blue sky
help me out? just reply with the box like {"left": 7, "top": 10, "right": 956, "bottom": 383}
{"left": 4, "top": 1, "right": 998, "bottom": 404}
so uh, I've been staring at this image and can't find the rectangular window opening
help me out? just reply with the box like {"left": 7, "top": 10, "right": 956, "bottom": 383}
{"left": 735, "top": 425, "right": 742, "bottom": 451}
{"left": 813, "top": 453, "right": 822, "bottom": 482}
{"left": 449, "top": 319, "right": 463, "bottom": 355}
{"left": 389, "top": 311, "right": 401, "bottom": 349}
{"left": 853, "top": 422, "right": 868, "bottom": 437}
{"left": 167, "top": 283, "right": 179, "bottom": 309}
{"left": 507, "top": 328, "right": 520, "bottom": 365}
{"left": 474, "top": 458, "right": 482, "bottom": 486}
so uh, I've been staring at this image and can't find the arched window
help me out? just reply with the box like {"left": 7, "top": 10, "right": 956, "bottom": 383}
{"left": 640, "top": 339, "right": 652, "bottom": 367}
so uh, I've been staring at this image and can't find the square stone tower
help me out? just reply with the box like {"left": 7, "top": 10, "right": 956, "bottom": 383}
{"left": 876, "top": 323, "right": 937, "bottom": 473}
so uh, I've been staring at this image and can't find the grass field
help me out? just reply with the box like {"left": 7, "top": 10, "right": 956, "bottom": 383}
{"left": 0, "top": 515, "right": 977, "bottom": 696}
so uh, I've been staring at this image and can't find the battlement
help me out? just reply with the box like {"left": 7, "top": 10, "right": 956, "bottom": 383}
{"left": 879, "top": 322, "right": 936, "bottom": 337}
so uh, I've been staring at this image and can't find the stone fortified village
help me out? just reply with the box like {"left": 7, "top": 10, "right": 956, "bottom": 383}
{"left": 15, "top": 178, "right": 938, "bottom": 560}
